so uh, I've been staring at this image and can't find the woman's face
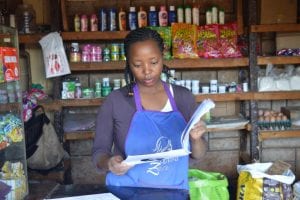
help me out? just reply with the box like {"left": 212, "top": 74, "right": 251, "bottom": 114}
{"left": 128, "top": 39, "right": 163, "bottom": 87}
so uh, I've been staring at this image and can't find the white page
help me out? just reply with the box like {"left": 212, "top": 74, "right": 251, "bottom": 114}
{"left": 45, "top": 193, "right": 120, "bottom": 200}
{"left": 123, "top": 99, "right": 215, "bottom": 165}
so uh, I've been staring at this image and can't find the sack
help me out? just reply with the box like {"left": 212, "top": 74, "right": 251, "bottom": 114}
{"left": 236, "top": 163, "right": 295, "bottom": 200}
{"left": 188, "top": 169, "right": 229, "bottom": 200}
{"left": 25, "top": 106, "right": 65, "bottom": 170}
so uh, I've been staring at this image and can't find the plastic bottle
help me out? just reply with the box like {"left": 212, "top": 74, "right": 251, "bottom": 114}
{"left": 212, "top": 6, "right": 218, "bottom": 24}
{"left": 192, "top": 5, "right": 199, "bottom": 25}
{"left": 138, "top": 6, "right": 147, "bottom": 28}
{"left": 74, "top": 14, "right": 80, "bottom": 32}
{"left": 75, "top": 82, "right": 82, "bottom": 99}
{"left": 219, "top": 9, "right": 225, "bottom": 24}
{"left": 177, "top": 6, "right": 184, "bottom": 23}
{"left": 148, "top": 6, "right": 158, "bottom": 27}
{"left": 90, "top": 14, "right": 98, "bottom": 31}
{"left": 158, "top": 5, "right": 168, "bottom": 27}
{"left": 80, "top": 14, "right": 88, "bottom": 32}
{"left": 15, "top": 4, "right": 36, "bottom": 34}
{"left": 108, "top": 8, "right": 117, "bottom": 31}
{"left": 128, "top": 6, "right": 137, "bottom": 30}
{"left": 118, "top": 8, "right": 126, "bottom": 31}
{"left": 99, "top": 8, "right": 107, "bottom": 31}
{"left": 184, "top": 5, "right": 192, "bottom": 24}
{"left": 206, "top": 9, "right": 212, "bottom": 25}
{"left": 168, "top": 5, "right": 176, "bottom": 25}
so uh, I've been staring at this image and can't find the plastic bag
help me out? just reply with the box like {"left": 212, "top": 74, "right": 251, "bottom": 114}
{"left": 188, "top": 169, "right": 229, "bottom": 200}
{"left": 236, "top": 163, "right": 295, "bottom": 200}
{"left": 39, "top": 32, "right": 70, "bottom": 78}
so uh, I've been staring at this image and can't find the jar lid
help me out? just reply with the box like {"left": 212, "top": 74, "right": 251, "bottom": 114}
{"left": 150, "top": 6, "right": 156, "bottom": 11}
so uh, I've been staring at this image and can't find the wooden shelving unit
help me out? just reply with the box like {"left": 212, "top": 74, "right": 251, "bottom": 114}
{"left": 19, "top": 33, "right": 46, "bottom": 44}
{"left": 0, "top": 103, "right": 22, "bottom": 112}
{"left": 251, "top": 24, "right": 300, "bottom": 33}
{"left": 257, "top": 56, "right": 300, "bottom": 65}
{"left": 259, "top": 129, "right": 300, "bottom": 141}
{"left": 61, "top": 31, "right": 129, "bottom": 41}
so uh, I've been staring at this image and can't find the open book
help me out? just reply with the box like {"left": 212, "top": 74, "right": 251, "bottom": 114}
{"left": 123, "top": 99, "right": 215, "bottom": 165}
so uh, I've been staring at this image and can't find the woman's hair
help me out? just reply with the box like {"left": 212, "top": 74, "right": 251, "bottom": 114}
{"left": 123, "top": 27, "right": 170, "bottom": 96}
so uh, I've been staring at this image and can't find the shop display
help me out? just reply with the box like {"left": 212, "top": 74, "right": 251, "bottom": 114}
{"left": 0, "top": 25, "right": 28, "bottom": 200}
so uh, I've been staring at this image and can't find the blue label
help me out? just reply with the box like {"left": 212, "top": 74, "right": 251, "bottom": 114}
{"left": 129, "top": 12, "right": 137, "bottom": 30}
{"left": 149, "top": 11, "right": 158, "bottom": 27}
{"left": 168, "top": 11, "right": 176, "bottom": 25}
{"left": 99, "top": 9, "right": 107, "bottom": 31}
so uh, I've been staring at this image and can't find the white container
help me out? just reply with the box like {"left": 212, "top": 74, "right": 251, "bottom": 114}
{"left": 218, "top": 85, "right": 226, "bottom": 93}
{"left": 192, "top": 86, "right": 199, "bottom": 94}
{"left": 242, "top": 82, "right": 249, "bottom": 92}
{"left": 202, "top": 86, "right": 209, "bottom": 94}
{"left": 210, "top": 79, "right": 218, "bottom": 93}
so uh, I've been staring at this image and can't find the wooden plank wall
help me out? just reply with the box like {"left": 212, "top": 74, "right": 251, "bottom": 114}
{"left": 63, "top": 0, "right": 235, "bottom": 31}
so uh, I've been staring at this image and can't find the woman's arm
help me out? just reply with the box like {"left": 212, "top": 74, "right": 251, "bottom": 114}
{"left": 190, "top": 120, "right": 207, "bottom": 159}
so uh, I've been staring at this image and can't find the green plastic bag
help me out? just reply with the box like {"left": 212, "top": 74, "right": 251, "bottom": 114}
{"left": 188, "top": 169, "right": 229, "bottom": 200}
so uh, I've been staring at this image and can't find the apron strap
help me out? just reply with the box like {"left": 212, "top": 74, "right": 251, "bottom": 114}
{"left": 133, "top": 81, "right": 178, "bottom": 111}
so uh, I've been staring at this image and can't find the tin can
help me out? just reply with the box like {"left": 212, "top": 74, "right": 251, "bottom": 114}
{"left": 99, "top": 8, "right": 107, "bottom": 31}
{"left": 108, "top": 8, "right": 117, "bottom": 31}
{"left": 111, "top": 43, "right": 119, "bottom": 53}
{"left": 101, "top": 86, "right": 112, "bottom": 97}
{"left": 111, "top": 52, "right": 119, "bottom": 61}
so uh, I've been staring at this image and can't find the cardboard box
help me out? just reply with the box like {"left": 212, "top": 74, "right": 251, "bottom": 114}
{"left": 260, "top": 0, "right": 297, "bottom": 24}
{"left": 281, "top": 106, "right": 300, "bottom": 121}
{"left": 276, "top": 32, "right": 300, "bottom": 50}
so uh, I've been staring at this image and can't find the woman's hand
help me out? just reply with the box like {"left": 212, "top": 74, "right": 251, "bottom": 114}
{"left": 190, "top": 120, "right": 206, "bottom": 141}
{"left": 108, "top": 155, "right": 133, "bottom": 175}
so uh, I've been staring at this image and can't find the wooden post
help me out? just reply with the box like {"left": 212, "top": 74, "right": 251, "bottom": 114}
{"left": 248, "top": 0, "right": 259, "bottom": 161}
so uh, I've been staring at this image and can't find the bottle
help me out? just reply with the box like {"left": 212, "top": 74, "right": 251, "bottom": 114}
{"left": 80, "top": 14, "right": 88, "bottom": 32}
{"left": 206, "top": 9, "right": 212, "bottom": 25}
{"left": 138, "top": 6, "right": 147, "bottom": 28}
{"left": 75, "top": 82, "right": 82, "bottom": 99}
{"left": 177, "top": 6, "right": 184, "bottom": 23}
{"left": 15, "top": 4, "right": 36, "bottom": 34}
{"left": 99, "top": 8, "right": 107, "bottom": 31}
{"left": 74, "top": 14, "right": 80, "bottom": 32}
{"left": 184, "top": 5, "right": 192, "bottom": 24}
{"left": 158, "top": 5, "right": 168, "bottom": 27}
{"left": 192, "top": 5, "right": 199, "bottom": 25}
{"left": 90, "top": 14, "right": 98, "bottom": 31}
{"left": 212, "top": 6, "right": 218, "bottom": 24}
{"left": 148, "top": 6, "right": 158, "bottom": 26}
{"left": 219, "top": 9, "right": 225, "bottom": 24}
{"left": 108, "top": 8, "right": 117, "bottom": 31}
{"left": 168, "top": 5, "right": 176, "bottom": 25}
{"left": 128, "top": 6, "right": 137, "bottom": 30}
{"left": 118, "top": 8, "right": 126, "bottom": 31}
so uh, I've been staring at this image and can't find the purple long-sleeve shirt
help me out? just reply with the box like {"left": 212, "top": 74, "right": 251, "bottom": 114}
{"left": 92, "top": 84, "right": 197, "bottom": 170}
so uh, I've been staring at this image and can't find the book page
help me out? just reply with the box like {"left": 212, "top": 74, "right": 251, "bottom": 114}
{"left": 45, "top": 193, "right": 120, "bottom": 200}
{"left": 123, "top": 99, "right": 215, "bottom": 165}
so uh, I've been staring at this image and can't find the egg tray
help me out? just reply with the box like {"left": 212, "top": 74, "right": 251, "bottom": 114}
{"left": 258, "top": 120, "right": 292, "bottom": 131}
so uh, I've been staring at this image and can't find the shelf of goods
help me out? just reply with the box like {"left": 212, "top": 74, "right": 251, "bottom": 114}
{"left": 0, "top": 25, "right": 28, "bottom": 199}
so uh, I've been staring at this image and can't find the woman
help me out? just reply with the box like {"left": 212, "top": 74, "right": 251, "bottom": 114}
{"left": 92, "top": 28, "right": 207, "bottom": 190}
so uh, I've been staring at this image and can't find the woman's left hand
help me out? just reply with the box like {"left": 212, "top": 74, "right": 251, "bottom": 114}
{"left": 189, "top": 120, "right": 206, "bottom": 141}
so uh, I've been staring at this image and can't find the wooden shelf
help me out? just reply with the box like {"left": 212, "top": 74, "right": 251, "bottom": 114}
{"left": 64, "top": 131, "right": 95, "bottom": 141}
{"left": 0, "top": 103, "right": 22, "bottom": 112}
{"left": 61, "top": 31, "right": 129, "bottom": 41}
{"left": 254, "top": 91, "right": 300, "bottom": 100}
{"left": 259, "top": 129, "right": 300, "bottom": 141}
{"left": 19, "top": 33, "right": 46, "bottom": 44}
{"left": 195, "top": 92, "right": 253, "bottom": 102}
{"left": 70, "top": 57, "right": 249, "bottom": 72}
{"left": 251, "top": 24, "right": 300, "bottom": 33}
{"left": 258, "top": 56, "right": 300, "bottom": 65}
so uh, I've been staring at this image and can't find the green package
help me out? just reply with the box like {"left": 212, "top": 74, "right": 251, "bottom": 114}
{"left": 148, "top": 26, "right": 172, "bottom": 60}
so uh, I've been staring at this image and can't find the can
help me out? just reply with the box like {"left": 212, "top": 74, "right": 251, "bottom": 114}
{"left": 111, "top": 43, "right": 119, "bottom": 53}
{"left": 111, "top": 52, "right": 119, "bottom": 61}
{"left": 99, "top": 8, "right": 107, "bottom": 31}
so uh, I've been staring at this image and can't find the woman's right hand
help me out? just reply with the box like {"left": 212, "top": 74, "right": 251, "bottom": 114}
{"left": 108, "top": 155, "right": 133, "bottom": 175}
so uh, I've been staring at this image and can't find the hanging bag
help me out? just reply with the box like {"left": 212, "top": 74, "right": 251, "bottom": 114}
{"left": 24, "top": 106, "right": 65, "bottom": 170}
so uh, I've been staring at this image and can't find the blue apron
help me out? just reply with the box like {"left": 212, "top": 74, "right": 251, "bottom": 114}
{"left": 106, "top": 82, "right": 189, "bottom": 190}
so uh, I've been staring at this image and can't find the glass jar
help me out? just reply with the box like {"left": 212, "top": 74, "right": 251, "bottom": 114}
{"left": 16, "top": 4, "right": 36, "bottom": 34}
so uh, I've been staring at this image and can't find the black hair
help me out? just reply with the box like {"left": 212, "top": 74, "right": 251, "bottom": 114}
{"left": 123, "top": 27, "right": 170, "bottom": 96}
